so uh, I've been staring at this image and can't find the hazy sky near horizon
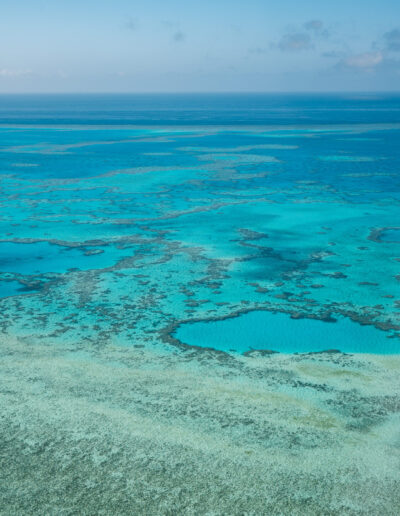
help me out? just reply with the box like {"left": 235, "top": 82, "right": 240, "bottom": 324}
{"left": 1, "top": 0, "right": 400, "bottom": 92}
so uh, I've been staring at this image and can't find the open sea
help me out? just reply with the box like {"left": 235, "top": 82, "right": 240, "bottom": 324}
{"left": 1, "top": 94, "right": 400, "bottom": 514}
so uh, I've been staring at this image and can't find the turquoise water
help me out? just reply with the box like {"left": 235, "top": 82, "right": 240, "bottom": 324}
{"left": 380, "top": 229, "right": 400, "bottom": 242}
{"left": 174, "top": 311, "right": 400, "bottom": 354}
{"left": 0, "top": 242, "right": 131, "bottom": 275}
{"left": 3, "top": 93, "right": 400, "bottom": 516}
{"left": 0, "top": 94, "right": 399, "bottom": 353}
{"left": 0, "top": 280, "right": 25, "bottom": 298}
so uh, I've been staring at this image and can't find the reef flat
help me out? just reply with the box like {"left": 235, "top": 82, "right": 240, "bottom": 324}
{"left": 0, "top": 94, "right": 400, "bottom": 514}
{"left": 1, "top": 336, "right": 400, "bottom": 514}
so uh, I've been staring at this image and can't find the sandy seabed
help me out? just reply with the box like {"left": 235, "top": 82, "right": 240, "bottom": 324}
{"left": 1, "top": 336, "right": 399, "bottom": 515}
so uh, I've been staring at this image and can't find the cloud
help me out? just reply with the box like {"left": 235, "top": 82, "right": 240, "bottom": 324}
{"left": 278, "top": 32, "right": 312, "bottom": 52}
{"left": 57, "top": 70, "right": 69, "bottom": 79}
{"left": 162, "top": 21, "right": 185, "bottom": 43}
{"left": 342, "top": 51, "right": 383, "bottom": 70}
{"left": 248, "top": 47, "right": 268, "bottom": 55}
{"left": 0, "top": 69, "right": 32, "bottom": 77}
{"left": 330, "top": 27, "right": 400, "bottom": 74}
{"left": 322, "top": 50, "right": 346, "bottom": 59}
{"left": 274, "top": 20, "right": 329, "bottom": 52}
{"left": 304, "top": 20, "right": 323, "bottom": 32}
{"left": 124, "top": 17, "right": 139, "bottom": 31}
{"left": 383, "top": 29, "right": 400, "bottom": 52}
{"left": 173, "top": 31, "right": 185, "bottom": 42}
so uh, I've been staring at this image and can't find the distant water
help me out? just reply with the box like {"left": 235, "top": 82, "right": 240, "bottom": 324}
{"left": 0, "top": 94, "right": 399, "bottom": 354}
{"left": 1, "top": 93, "right": 400, "bottom": 125}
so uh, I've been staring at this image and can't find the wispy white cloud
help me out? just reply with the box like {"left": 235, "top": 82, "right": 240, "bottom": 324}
{"left": 125, "top": 17, "right": 139, "bottom": 31}
{"left": 277, "top": 32, "right": 313, "bottom": 52}
{"left": 0, "top": 69, "right": 32, "bottom": 77}
{"left": 56, "top": 70, "right": 69, "bottom": 79}
{"left": 321, "top": 50, "right": 346, "bottom": 59}
{"left": 173, "top": 31, "right": 185, "bottom": 43}
{"left": 325, "top": 26, "right": 400, "bottom": 77}
{"left": 248, "top": 47, "right": 268, "bottom": 55}
{"left": 274, "top": 20, "right": 329, "bottom": 52}
{"left": 162, "top": 21, "right": 186, "bottom": 43}
{"left": 342, "top": 51, "right": 383, "bottom": 70}
{"left": 304, "top": 20, "right": 323, "bottom": 32}
{"left": 383, "top": 29, "right": 400, "bottom": 52}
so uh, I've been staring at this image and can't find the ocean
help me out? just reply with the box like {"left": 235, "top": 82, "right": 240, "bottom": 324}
{"left": 0, "top": 93, "right": 399, "bottom": 353}
{"left": 1, "top": 93, "right": 400, "bottom": 514}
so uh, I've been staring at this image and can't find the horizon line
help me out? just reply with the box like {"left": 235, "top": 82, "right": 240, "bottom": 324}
{"left": 0, "top": 91, "right": 400, "bottom": 95}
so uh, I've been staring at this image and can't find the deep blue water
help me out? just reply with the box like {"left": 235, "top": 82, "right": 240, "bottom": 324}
{"left": 0, "top": 94, "right": 399, "bottom": 354}
{"left": 1, "top": 93, "right": 400, "bottom": 125}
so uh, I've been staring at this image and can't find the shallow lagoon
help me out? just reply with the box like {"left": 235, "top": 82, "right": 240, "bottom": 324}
{"left": 0, "top": 279, "right": 24, "bottom": 298}
{"left": 380, "top": 228, "right": 400, "bottom": 242}
{"left": 174, "top": 310, "right": 400, "bottom": 354}
{"left": 0, "top": 241, "right": 132, "bottom": 275}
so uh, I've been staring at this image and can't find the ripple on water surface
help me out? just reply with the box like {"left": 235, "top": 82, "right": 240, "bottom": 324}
{"left": 174, "top": 311, "right": 400, "bottom": 354}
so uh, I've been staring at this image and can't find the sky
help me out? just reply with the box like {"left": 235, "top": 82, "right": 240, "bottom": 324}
{"left": 1, "top": 0, "right": 400, "bottom": 92}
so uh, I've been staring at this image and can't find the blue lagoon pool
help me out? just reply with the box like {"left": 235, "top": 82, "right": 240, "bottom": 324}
{"left": 174, "top": 311, "right": 400, "bottom": 354}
